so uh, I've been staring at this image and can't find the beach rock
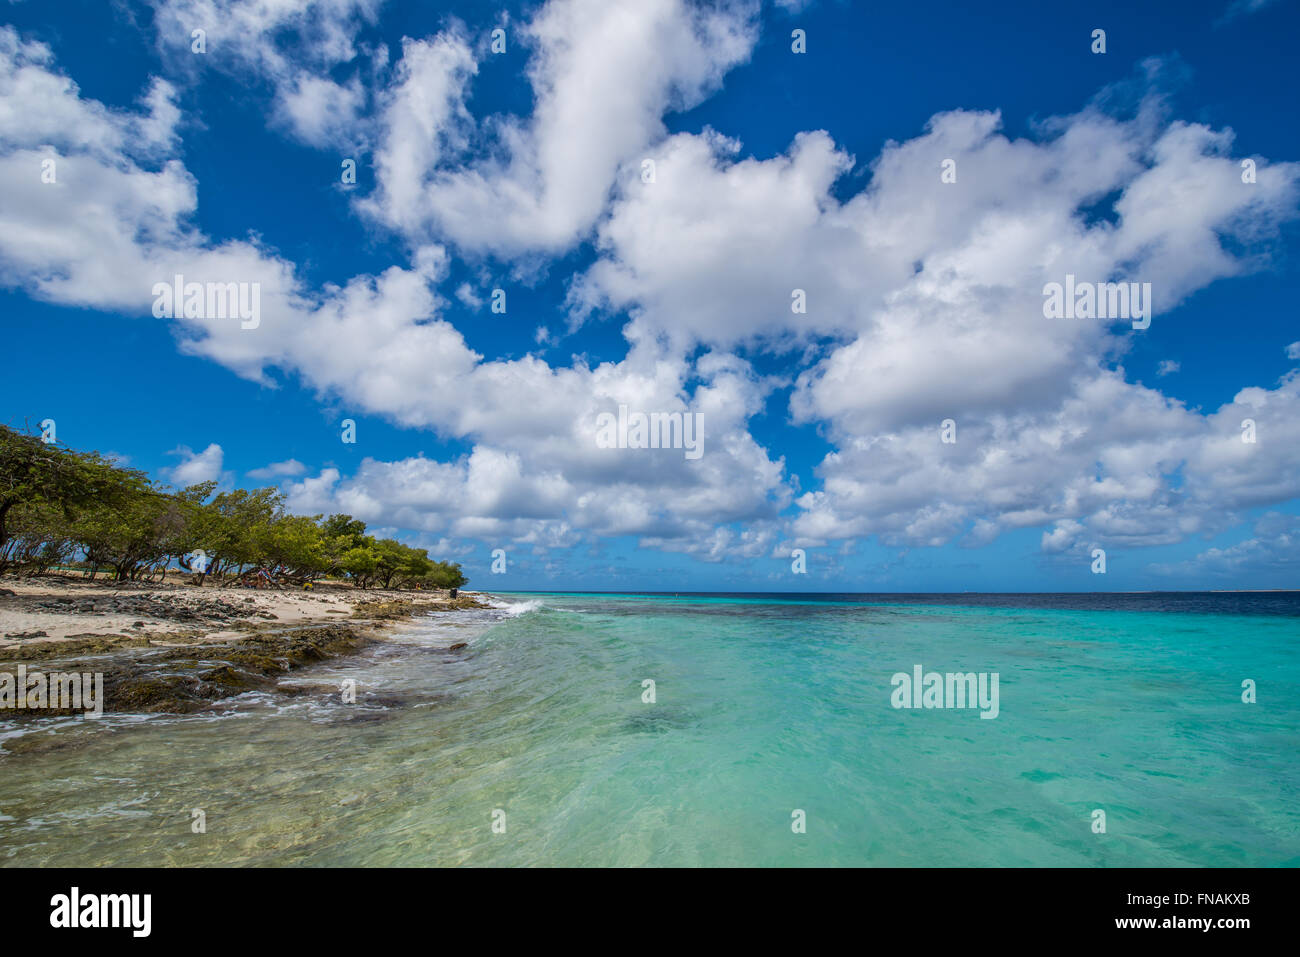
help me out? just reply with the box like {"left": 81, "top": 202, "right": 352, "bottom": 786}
{"left": 105, "top": 675, "right": 209, "bottom": 714}
{"left": 2, "top": 634, "right": 153, "bottom": 659}
{"left": 196, "top": 664, "right": 276, "bottom": 696}
{"left": 448, "top": 642, "right": 468, "bottom": 651}
{"left": 0, "top": 624, "right": 380, "bottom": 716}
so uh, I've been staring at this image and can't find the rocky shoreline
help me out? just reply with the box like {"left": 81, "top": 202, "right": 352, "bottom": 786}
{"left": 0, "top": 578, "right": 489, "bottom": 718}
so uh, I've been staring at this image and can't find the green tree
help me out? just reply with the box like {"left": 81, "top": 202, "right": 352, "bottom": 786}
{"left": 71, "top": 484, "right": 181, "bottom": 581}
{"left": 0, "top": 424, "right": 146, "bottom": 556}
{"left": 339, "top": 545, "right": 379, "bottom": 588}
{"left": 1, "top": 427, "right": 472, "bottom": 592}
{"left": 428, "top": 560, "right": 468, "bottom": 589}
{"left": 0, "top": 501, "right": 75, "bottom": 574}
{"left": 372, "top": 538, "right": 410, "bottom": 589}
{"left": 257, "top": 514, "right": 328, "bottom": 582}
{"left": 197, "top": 487, "right": 282, "bottom": 581}
{"left": 321, "top": 514, "right": 367, "bottom": 549}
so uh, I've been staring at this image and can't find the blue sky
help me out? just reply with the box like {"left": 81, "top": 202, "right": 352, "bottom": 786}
{"left": 2, "top": 0, "right": 1299, "bottom": 591}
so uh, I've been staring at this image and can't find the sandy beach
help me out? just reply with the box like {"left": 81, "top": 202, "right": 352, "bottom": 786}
{"left": 0, "top": 574, "right": 488, "bottom": 716}
{"left": 0, "top": 573, "right": 475, "bottom": 647}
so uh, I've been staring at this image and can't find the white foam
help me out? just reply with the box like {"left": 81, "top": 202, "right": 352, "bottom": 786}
{"left": 486, "top": 597, "right": 543, "bottom": 617}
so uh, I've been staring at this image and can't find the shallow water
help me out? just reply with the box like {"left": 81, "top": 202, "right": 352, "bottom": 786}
{"left": 1, "top": 593, "right": 1297, "bottom": 866}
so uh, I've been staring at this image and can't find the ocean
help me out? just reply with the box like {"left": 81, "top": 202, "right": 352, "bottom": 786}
{"left": 2, "top": 592, "right": 1297, "bottom": 866}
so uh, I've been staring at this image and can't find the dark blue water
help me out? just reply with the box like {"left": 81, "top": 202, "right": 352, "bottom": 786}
{"left": 516, "top": 591, "right": 1300, "bottom": 616}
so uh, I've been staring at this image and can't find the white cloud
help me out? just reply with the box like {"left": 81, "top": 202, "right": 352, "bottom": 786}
{"left": 363, "top": 0, "right": 760, "bottom": 255}
{"left": 246, "top": 458, "right": 308, "bottom": 481}
{"left": 275, "top": 73, "right": 367, "bottom": 148}
{"left": 165, "top": 443, "right": 225, "bottom": 486}
{"left": 0, "top": 32, "right": 791, "bottom": 545}
{"left": 576, "top": 91, "right": 1298, "bottom": 431}
{"left": 566, "top": 66, "right": 1300, "bottom": 553}
{"left": 0, "top": 30, "right": 180, "bottom": 159}
{"left": 454, "top": 282, "right": 483, "bottom": 310}
{"left": 791, "top": 370, "right": 1300, "bottom": 550}
{"left": 149, "top": 0, "right": 381, "bottom": 147}
{"left": 360, "top": 30, "right": 478, "bottom": 237}
{"left": 281, "top": 342, "right": 790, "bottom": 546}
{"left": 1218, "top": 0, "right": 1280, "bottom": 25}
{"left": 1151, "top": 512, "right": 1300, "bottom": 578}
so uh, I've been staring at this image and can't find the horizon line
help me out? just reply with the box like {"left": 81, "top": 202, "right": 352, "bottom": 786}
{"left": 480, "top": 589, "right": 1300, "bottom": 595}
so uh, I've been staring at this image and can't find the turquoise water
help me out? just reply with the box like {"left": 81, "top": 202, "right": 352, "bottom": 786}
{"left": 1, "top": 592, "right": 1297, "bottom": 866}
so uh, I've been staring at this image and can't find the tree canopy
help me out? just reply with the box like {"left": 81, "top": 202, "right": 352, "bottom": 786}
{"left": 0, "top": 424, "right": 468, "bottom": 589}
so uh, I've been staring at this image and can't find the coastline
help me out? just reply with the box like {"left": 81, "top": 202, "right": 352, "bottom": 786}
{"left": 0, "top": 573, "right": 490, "bottom": 717}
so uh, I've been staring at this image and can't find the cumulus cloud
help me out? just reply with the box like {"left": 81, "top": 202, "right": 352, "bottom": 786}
{"left": 790, "top": 370, "right": 1300, "bottom": 550}
{"left": 454, "top": 282, "right": 483, "bottom": 310}
{"left": 281, "top": 342, "right": 790, "bottom": 548}
{"left": 0, "top": 30, "right": 790, "bottom": 552}
{"left": 1150, "top": 512, "right": 1300, "bottom": 579}
{"left": 276, "top": 72, "right": 367, "bottom": 147}
{"left": 575, "top": 89, "right": 1297, "bottom": 425}
{"left": 165, "top": 443, "right": 225, "bottom": 486}
{"left": 246, "top": 459, "right": 308, "bottom": 481}
{"left": 149, "top": 0, "right": 381, "bottom": 147}
{"left": 362, "top": 0, "right": 760, "bottom": 255}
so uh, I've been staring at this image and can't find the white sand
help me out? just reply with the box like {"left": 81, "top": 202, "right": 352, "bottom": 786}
{"left": 0, "top": 574, "right": 467, "bottom": 649}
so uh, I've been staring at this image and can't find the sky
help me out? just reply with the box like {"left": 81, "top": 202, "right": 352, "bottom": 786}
{"left": 1, "top": 0, "right": 1298, "bottom": 592}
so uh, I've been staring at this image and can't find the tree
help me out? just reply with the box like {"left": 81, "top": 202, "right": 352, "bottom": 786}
{"left": 0, "top": 502, "right": 75, "bottom": 575}
{"left": 167, "top": 481, "right": 218, "bottom": 578}
{"left": 321, "top": 514, "right": 367, "bottom": 549}
{"left": 0, "top": 427, "right": 471, "bottom": 591}
{"left": 321, "top": 514, "right": 368, "bottom": 578}
{"left": 198, "top": 487, "right": 282, "bottom": 581}
{"left": 428, "top": 560, "right": 468, "bottom": 590}
{"left": 0, "top": 424, "right": 146, "bottom": 556}
{"left": 339, "top": 545, "right": 379, "bottom": 588}
{"left": 257, "top": 514, "right": 328, "bottom": 582}
{"left": 373, "top": 538, "right": 410, "bottom": 589}
{"left": 70, "top": 485, "right": 180, "bottom": 581}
